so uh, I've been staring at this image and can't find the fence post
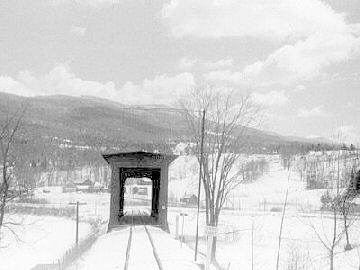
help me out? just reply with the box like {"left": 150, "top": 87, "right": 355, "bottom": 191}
{"left": 175, "top": 215, "right": 179, "bottom": 239}
{"left": 180, "top": 213, "right": 187, "bottom": 247}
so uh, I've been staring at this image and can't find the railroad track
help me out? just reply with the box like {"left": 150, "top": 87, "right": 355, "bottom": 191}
{"left": 123, "top": 209, "right": 162, "bottom": 270}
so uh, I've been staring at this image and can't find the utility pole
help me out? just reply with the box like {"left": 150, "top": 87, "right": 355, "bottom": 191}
{"left": 69, "top": 201, "right": 86, "bottom": 246}
{"left": 195, "top": 109, "right": 206, "bottom": 261}
{"left": 251, "top": 219, "right": 254, "bottom": 270}
{"left": 76, "top": 201, "right": 79, "bottom": 245}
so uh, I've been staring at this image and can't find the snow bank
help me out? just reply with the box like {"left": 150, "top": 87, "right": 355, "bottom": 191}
{"left": 0, "top": 215, "right": 91, "bottom": 270}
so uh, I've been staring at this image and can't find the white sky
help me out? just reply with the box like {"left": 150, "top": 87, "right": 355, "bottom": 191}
{"left": 0, "top": 0, "right": 360, "bottom": 142}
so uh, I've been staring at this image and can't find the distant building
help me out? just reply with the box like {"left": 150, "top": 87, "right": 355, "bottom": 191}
{"left": 75, "top": 179, "right": 93, "bottom": 191}
{"left": 180, "top": 194, "right": 197, "bottom": 205}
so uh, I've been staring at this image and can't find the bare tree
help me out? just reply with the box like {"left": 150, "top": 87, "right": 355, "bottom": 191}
{"left": 308, "top": 150, "right": 345, "bottom": 270}
{"left": 180, "top": 87, "right": 262, "bottom": 260}
{"left": 336, "top": 191, "right": 355, "bottom": 251}
{"left": 336, "top": 164, "right": 360, "bottom": 251}
{"left": 330, "top": 131, "right": 359, "bottom": 251}
{"left": 0, "top": 107, "right": 27, "bottom": 237}
{"left": 309, "top": 199, "right": 344, "bottom": 270}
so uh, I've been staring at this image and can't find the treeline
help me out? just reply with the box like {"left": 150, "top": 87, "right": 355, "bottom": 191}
{"left": 239, "top": 158, "right": 269, "bottom": 183}
{"left": 3, "top": 122, "right": 344, "bottom": 192}
{"left": 289, "top": 150, "right": 360, "bottom": 190}
{"left": 279, "top": 142, "right": 343, "bottom": 169}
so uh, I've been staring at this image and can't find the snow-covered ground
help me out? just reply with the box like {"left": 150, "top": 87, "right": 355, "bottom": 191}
{"left": 227, "top": 157, "right": 323, "bottom": 212}
{"left": 216, "top": 214, "right": 360, "bottom": 270}
{"left": 68, "top": 225, "right": 200, "bottom": 270}
{"left": 165, "top": 155, "right": 360, "bottom": 270}
{"left": 68, "top": 227, "right": 130, "bottom": 270}
{"left": 3, "top": 153, "right": 360, "bottom": 269}
{"left": 147, "top": 226, "right": 202, "bottom": 270}
{"left": 171, "top": 208, "right": 360, "bottom": 270}
{"left": 0, "top": 215, "right": 91, "bottom": 270}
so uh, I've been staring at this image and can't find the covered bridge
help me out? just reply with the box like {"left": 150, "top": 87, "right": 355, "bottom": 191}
{"left": 102, "top": 151, "right": 177, "bottom": 231}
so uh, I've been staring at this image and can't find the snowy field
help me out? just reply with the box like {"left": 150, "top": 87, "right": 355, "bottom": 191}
{"left": 166, "top": 155, "right": 360, "bottom": 270}
{"left": 167, "top": 208, "right": 360, "bottom": 270}
{"left": 2, "top": 154, "right": 360, "bottom": 269}
{"left": 0, "top": 215, "right": 91, "bottom": 270}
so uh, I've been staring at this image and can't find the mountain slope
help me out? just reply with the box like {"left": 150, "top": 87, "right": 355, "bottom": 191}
{"left": 0, "top": 92, "right": 326, "bottom": 150}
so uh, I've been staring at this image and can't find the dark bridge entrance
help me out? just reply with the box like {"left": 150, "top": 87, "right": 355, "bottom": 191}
{"left": 120, "top": 167, "right": 160, "bottom": 221}
{"left": 102, "top": 151, "right": 177, "bottom": 231}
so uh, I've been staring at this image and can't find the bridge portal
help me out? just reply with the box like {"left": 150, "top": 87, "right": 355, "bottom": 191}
{"left": 102, "top": 151, "right": 177, "bottom": 231}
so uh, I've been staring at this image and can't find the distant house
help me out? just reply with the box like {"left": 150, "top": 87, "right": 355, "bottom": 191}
{"left": 91, "top": 181, "right": 105, "bottom": 192}
{"left": 124, "top": 184, "right": 152, "bottom": 200}
{"left": 180, "top": 194, "right": 197, "bottom": 205}
{"left": 62, "top": 182, "right": 76, "bottom": 193}
{"left": 75, "top": 179, "right": 93, "bottom": 191}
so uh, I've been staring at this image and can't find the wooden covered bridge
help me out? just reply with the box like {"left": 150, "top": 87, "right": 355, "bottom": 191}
{"left": 102, "top": 151, "right": 177, "bottom": 231}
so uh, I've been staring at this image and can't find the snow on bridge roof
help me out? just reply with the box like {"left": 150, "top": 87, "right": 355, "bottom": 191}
{"left": 102, "top": 151, "right": 178, "bottom": 164}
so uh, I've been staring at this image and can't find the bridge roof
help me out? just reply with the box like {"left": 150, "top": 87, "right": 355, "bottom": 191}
{"left": 102, "top": 151, "right": 178, "bottom": 165}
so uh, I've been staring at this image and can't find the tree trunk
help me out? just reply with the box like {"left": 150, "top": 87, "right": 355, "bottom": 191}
{"left": 330, "top": 249, "right": 334, "bottom": 270}
{"left": 209, "top": 206, "right": 219, "bottom": 262}
{"left": 344, "top": 216, "right": 352, "bottom": 250}
{"left": 0, "top": 162, "right": 9, "bottom": 232}
{"left": 205, "top": 195, "right": 209, "bottom": 225}
{"left": 0, "top": 181, "right": 8, "bottom": 232}
{"left": 211, "top": 236, "right": 217, "bottom": 262}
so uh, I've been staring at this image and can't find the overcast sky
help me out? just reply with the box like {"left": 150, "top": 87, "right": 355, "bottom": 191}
{"left": 0, "top": 0, "right": 360, "bottom": 142}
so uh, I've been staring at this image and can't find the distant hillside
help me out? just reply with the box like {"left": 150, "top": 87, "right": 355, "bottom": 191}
{"left": 0, "top": 92, "right": 188, "bottom": 147}
{"left": 0, "top": 92, "right": 331, "bottom": 155}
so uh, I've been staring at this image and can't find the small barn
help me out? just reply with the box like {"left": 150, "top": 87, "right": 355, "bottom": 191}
{"left": 102, "top": 151, "right": 177, "bottom": 231}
